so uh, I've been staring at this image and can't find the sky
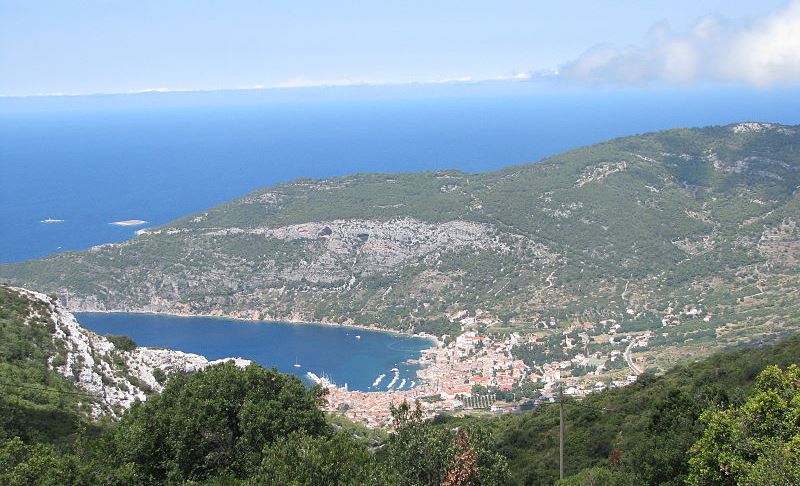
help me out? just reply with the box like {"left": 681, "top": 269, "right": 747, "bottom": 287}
{"left": 0, "top": 0, "right": 798, "bottom": 96}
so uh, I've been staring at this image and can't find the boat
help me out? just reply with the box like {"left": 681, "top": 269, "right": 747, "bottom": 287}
{"left": 355, "top": 335, "right": 361, "bottom": 340}
{"left": 293, "top": 357, "right": 302, "bottom": 368}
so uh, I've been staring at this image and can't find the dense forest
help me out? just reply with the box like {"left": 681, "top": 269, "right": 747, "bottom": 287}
{"left": 2, "top": 277, "right": 800, "bottom": 485}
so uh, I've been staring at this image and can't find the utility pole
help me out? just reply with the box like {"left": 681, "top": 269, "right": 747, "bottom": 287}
{"left": 559, "top": 383, "right": 565, "bottom": 480}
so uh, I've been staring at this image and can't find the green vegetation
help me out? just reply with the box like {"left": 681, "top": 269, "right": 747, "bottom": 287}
{"left": 103, "top": 362, "right": 328, "bottom": 482}
{"left": 103, "top": 334, "right": 136, "bottom": 352}
{"left": 0, "top": 286, "right": 97, "bottom": 447}
{"left": 383, "top": 400, "right": 510, "bottom": 486}
{"left": 442, "top": 334, "right": 800, "bottom": 485}
{"left": 0, "top": 361, "right": 509, "bottom": 485}
{"left": 2, "top": 123, "right": 798, "bottom": 377}
{"left": 2, "top": 281, "right": 800, "bottom": 485}
{"left": 687, "top": 364, "right": 800, "bottom": 485}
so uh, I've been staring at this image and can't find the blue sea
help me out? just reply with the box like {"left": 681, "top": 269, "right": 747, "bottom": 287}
{"left": 76, "top": 312, "right": 433, "bottom": 392}
{"left": 3, "top": 85, "right": 799, "bottom": 264}
{"left": 3, "top": 85, "right": 800, "bottom": 384}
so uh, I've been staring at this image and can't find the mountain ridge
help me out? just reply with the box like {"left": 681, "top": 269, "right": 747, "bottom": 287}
{"left": 1, "top": 121, "right": 798, "bottom": 375}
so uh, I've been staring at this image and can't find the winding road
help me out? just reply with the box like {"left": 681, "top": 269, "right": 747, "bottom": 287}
{"left": 624, "top": 337, "right": 643, "bottom": 375}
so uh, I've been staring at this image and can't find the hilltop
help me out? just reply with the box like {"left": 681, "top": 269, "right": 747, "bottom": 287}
{"left": 1, "top": 122, "right": 798, "bottom": 376}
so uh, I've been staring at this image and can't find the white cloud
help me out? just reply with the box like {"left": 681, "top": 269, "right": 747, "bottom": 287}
{"left": 557, "top": 0, "right": 800, "bottom": 87}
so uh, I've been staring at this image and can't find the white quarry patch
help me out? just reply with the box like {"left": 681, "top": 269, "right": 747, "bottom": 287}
{"left": 11, "top": 287, "right": 250, "bottom": 419}
{"left": 575, "top": 160, "right": 628, "bottom": 187}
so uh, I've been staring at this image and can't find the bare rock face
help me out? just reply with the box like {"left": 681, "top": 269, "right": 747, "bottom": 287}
{"left": 195, "top": 217, "right": 514, "bottom": 283}
{"left": 12, "top": 287, "right": 250, "bottom": 418}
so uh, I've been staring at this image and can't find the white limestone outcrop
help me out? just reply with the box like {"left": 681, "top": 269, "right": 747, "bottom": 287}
{"left": 12, "top": 287, "right": 250, "bottom": 419}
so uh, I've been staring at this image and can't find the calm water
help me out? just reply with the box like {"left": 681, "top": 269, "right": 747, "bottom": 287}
{"left": 6, "top": 86, "right": 800, "bottom": 387}
{"left": 76, "top": 312, "right": 433, "bottom": 392}
{"left": 3, "top": 86, "right": 799, "bottom": 263}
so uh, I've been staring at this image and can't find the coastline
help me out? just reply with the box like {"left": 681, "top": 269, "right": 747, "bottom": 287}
{"left": 71, "top": 306, "right": 441, "bottom": 347}
{"left": 72, "top": 306, "right": 442, "bottom": 398}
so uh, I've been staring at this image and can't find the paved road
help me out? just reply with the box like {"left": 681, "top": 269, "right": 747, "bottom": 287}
{"left": 624, "top": 337, "right": 643, "bottom": 375}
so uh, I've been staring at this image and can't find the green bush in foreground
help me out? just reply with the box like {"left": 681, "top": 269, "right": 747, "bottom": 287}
{"left": 106, "top": 362, "right": 328, "bottom": 483}
{"left": 3, "top": 331, "right": 800, "bottom": 485}
{"left": 687, "top": 364, "right": 800, "bottom": 485}
{"left": 0, "top": 361, "right": 510, "bottom": 485}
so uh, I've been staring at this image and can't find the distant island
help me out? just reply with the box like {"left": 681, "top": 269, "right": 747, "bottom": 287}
{"left": 109, "top": 219, "right": 147, "bottom": 226}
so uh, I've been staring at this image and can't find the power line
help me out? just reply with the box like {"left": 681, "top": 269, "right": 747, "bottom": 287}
{"left": 0, "top": 381, "right": 97, "bottom": 398}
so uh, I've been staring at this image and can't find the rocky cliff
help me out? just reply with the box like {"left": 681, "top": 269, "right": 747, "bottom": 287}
{"left": 8, "top": 286, "right": 250, "bottom": 418}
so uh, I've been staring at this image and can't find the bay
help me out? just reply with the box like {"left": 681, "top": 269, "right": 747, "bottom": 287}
{"left": 75, "top": 312, "right": 434, "bottom": 392}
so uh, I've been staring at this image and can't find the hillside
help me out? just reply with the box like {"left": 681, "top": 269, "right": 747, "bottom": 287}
{"left": 3, "top": 284, "right": 799, "bottom": 484}
{"left": 441, "top": 334, "right": 800, "bottom": 485}
{"left": 0, "top": 285, "right": 248, "bottom": 424}
{"left": 1, "top": 122, "right": 799, "bottom": 375}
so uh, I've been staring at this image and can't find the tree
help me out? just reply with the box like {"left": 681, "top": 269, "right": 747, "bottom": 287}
{"left": 687, "top": 364, "right": 800, "bottom": 485}
{"left": 442, "top": 430, "right": 479, "bottom": 486}
{"left": 106, "top": 362, "right": 328, "bottom": 483}
{"left": 382, "top": 400, "right": 509, "bottom": 486}
{"left": 0, "top": 437, "right": 77, "bottom": 486}
{"left": 555, "top": 466, "right": 638, "bottom": 486}
{"left": 254, "top": 431, "right": 394, "bottom": 486}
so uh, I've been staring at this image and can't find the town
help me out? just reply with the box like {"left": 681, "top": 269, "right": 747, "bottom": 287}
{"left": 321, "top": 322, "right": 654, "bottom": 428}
